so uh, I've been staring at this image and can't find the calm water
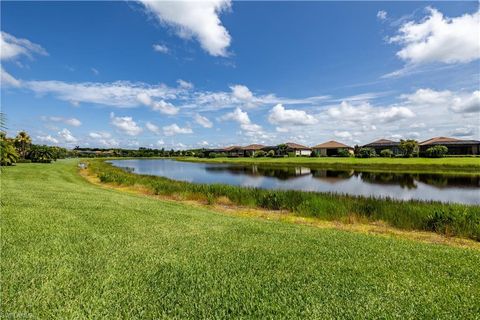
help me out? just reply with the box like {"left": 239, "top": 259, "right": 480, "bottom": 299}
{"left": 108, "top": 159, "right": 480, "bottom": 204}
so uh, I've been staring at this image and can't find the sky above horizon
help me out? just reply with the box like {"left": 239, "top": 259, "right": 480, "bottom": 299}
{"left": 1, "top": 1, "right": 479, "bottom": 149}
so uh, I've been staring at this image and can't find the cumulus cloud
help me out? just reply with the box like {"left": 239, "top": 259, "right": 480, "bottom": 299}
{"left": 152, "top": 43, "right": 169, "bottom": 54}
{"left": 334, "top": 131, "right": 352, "bottom": 139}
{"left": 58, "top": 128, "right": 78, "bottom": 143}
{"left": 402, "top": 88, "right": 480, "bottom": 113}
{"left": 268, "top": 104, "right": 318, "bottom": 126}
{"left": 194, "top": 113, "right": 213, "bottom": 128}
{"left": 451, "top": 127, "right": 475, "bottom": 138}
{"left": 145, "top": 121, "right": 161, "bottom": 134}
{"left": 42, "top": 116, "right": 82, "bottom": 127}
{"left": 163, "top": 123, "right": 193, "bottom": 136}
{"left": 110, "top": 112, "right": 143, "bottom": 136}
{"left": 389, "top": 8, "right": 480, "bottom": 65}
{"left": 0, "top": 31, "right": 48, "bottom": 61}
{"left": 230, "top": 84, "right": 253, "bottom": 101}
{"left": 139, "top": 0, "right": 232, "bottom": 56}
{"left": 36, "top": 135, "right": 58, "bottom": 144}
{"left": 219, "top": 107, "right": 262, "bottom": 132}
{"left": 327, "top": 101, "right": 414, "bottom": 123}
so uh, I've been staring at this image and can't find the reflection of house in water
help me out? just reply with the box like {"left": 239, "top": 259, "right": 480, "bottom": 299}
{"left": 205, "top": 165, "right": 312, "bottom": 180}
{"left": 417, "top": 174, "right": 480, "bottom": 189}
{"left": 359, "top": 172, "right": 418, "bottom": 189}
{"left": 311, "top": 169, "right": 354, "bottom": 184}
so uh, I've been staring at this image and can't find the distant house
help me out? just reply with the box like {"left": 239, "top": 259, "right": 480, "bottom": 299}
{"left": 282, "top": 142, "right": 312, "bottom": 156}
{"left": 419, "top": 137, "right": 480, "bottom": 155}
{"left": 363, "top": 139, "right": 401, "bottom": 155}
{"left": 243, "top": 144, "right": 265, "bottom": 156}
{"left": 223, "top": 146, "right": 244, "bottom": 157}
{"left": 312, "top": 140, "right": 353, "bottom": 156}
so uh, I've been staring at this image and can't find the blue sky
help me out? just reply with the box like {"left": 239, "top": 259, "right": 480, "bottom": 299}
{"left": 1, "top": 1, "right": 479, "bottom": 149}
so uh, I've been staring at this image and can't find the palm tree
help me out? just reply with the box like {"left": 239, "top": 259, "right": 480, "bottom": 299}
{"left": 28, "top": 145, "right": 53, "bottom": 163}
{"left": 15, "top": 131, "right": 32, "bottom": 159}
{"left": 0, "top": 141, "right": 19, "bottom": 166}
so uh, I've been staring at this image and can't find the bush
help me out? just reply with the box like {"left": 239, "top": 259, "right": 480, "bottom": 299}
{"left": 337, "top": 149, "right": 351, "bottom": 157}
{"left": 380, "top": 149, "right": 393, "bottom": 158}
{"left": 287, "top": 152, "right": 296, "bottom": 157}
{"left": 254, "top": 150, "right": 266, "bottom": 158}
{"left": 267, "top": 150, "right": 275, "bottom": 157}
{"left": 356, "top": 148, "right": 376, "bottom": 158}
{"left": 208, "top": 152, "right": 217, "bottom": 158}
{"left": 425, "top": 145, "right": 448, "bottom": 158}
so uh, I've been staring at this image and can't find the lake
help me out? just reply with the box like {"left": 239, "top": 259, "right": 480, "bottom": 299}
{"left": 108, "top": 159, "right": 480, "bottom": 204}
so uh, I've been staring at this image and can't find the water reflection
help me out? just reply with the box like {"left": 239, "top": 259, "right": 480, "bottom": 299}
{"left": 108, "top": 159, "right": 480, "bottom": 204}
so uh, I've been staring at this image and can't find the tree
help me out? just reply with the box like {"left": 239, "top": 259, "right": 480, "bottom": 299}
{"left": 254, "top": 150, "right": 266, "bottom": 158}
{"left": 0, "top": 139, "right": 19, "bottom": 166}
{"left": 380, "top": 149, "right": 393, "bottom": 158}
{"left": 267, "top": 150, "right": 275, "bottom": 157}
{"left": 426, "top": 145, "right": 448, "bottom": 158}
{"left": 337, "top": 149, "right": 351, "bottom": 157}
{"left": 399, "top": 139, "right": 419, "bottom": 158}
{"left": 28, "top": 145, "right": 54, "bottom": 163}
{"left": 15, "top": 131, "right": 32, "bottom": 159}
{"left": 356, "top": 147, "right": 376, "bottom": 158}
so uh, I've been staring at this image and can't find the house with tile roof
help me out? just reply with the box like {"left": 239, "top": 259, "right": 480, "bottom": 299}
{"left": 362, "top": 139, "right": 401, "bottom": 155}
{"left": 312, "top": 140, "right": 353, "bottom": 156}
{"left": 419, "top": 137, "right": 480, "bottom": 155}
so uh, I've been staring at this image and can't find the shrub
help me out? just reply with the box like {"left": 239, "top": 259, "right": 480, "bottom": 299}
{"left": 337, "top": 149, "right": 351, "bottom": 157}
{"left": 267, "top": 150, "right": 275, "bottom": 157}
{"left": 425, "top": 145, "right": 448, "bottom": 158}
{"left": 399, "top": 139, "right": 419, "bottom": 158}
{"left": 287, "top": 152, "right": 296, "bottom": 157}
{"left": 380, "top": 149, "right": 393, "bottom": 158}
{"left": 356, "top": 147, "right": 376, "bottom": 158}
{"left": 208, "top": 152, "right": 217, "bottom": 158}
{"left": 254, "top": 150, "right": 266, "bottom": 158}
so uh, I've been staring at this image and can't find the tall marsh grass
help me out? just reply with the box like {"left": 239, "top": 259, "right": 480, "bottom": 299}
{"left": 89, "top": 160, "right": 480, "bottom": 241}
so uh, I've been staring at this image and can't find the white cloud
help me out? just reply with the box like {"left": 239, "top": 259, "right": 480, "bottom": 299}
{"left": 163, "top": 123, "right": 193, "bottom": 136}
{"left": 268, "top": 104, "right": 318, "bottom": 126}
{"left": 0, "top": 66, "right": 21, "bottom": 87}
{"left": 334, "top": 131, "right": 352, "bottom": 139}
{"left": 230, "top": 84, "right": 253, "bottom": 101}
{"left": 157, "top": 139, "right": 165, "bottom": 146}
{"left": 194, "top": 113, "right": 213, "bottom": 128}
{"left": 377, "top": 10, "right": 387, "bottom": 21}
{"left": 26, "top": 80, "right": 178, "bottom": 108}
{"left": 199, "top": 140, "right": 209, "bottom": 146}
{"left": 89, "top": 131, "right": 111, "bottom": 139}
{"left": 110, "top": 112, "right": 143, "bottom": 136}
{"left": 152, "top": 43, "right": 169, "bottom": 54}
{"left": 402, "top": 88, "right": 480, "bottom": 113}
{"left": 151, "top": 100, "right": 179, "bottom": 115}
{"left": 42, "top": 116, "right": 81, "bottom": 127}
{"left": 177, "top": 79, "right": 193, "bottom": 90}
{"left": 139, "top": 0, "right": 232, "bottom": 57}
{"left": 0, "top": 31, "right": 48, "bottom": 61}
{"left": 36, "top": 135, "right": 58, "bottom": 144}
{"left": 389, "top": 8, "right": 480, "bottom": 65}
{"left": 58, "top": 128, "right": 77, "bottom": 143}
{"left": 219, "top": 107, "right": 262, "bottom": 132}
{"left": 451, "top": 127, "right": 475, "bottom": 138}
{"left": 145, "top": 121, "right": 161, "bottom": 134}
{"left": 327, "top": 101, "right": 414, "bottom": 123}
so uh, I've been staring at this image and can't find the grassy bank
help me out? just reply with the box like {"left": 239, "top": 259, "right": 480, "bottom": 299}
{"left": 2, "top": 160, "right": 480, "bottom": 318}
{"left": 178, "top": 156, "right": 480, "bottom": 174}
{"left": 89, "top": 160, "right": 480, "bottom": 240}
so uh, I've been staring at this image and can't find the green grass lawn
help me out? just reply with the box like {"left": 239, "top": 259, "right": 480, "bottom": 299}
{"left": 179, "top": 156, "right": 480, "bottom": 173}
{"left": 2, "top": 160, "right": 480, "bottom": 318}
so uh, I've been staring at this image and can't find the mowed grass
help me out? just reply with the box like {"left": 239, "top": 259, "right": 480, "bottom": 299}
{"left": 2, "top": 160, "right": 480, "bottom": 318}
{"left": 179, "top": 156, "right": 480, "bottom": 173}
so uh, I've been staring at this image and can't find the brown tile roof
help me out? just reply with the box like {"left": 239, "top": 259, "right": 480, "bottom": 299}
{"left": 363, "top": 139, "right": 399, "bottom": 147}
{"left": 223, "top": 145, "right": 243, "bottom": 151}
{"left": 420, "top": 137, "right": 480, "bottom": 146}
{"left": 313, "top": 140, "right": 352, "bottom": 149}
{"left": 243, "top": 144, "right": 265, "bottom": 150}
{"left": 285, "top": 142, "right": 311, "bottom": 150}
